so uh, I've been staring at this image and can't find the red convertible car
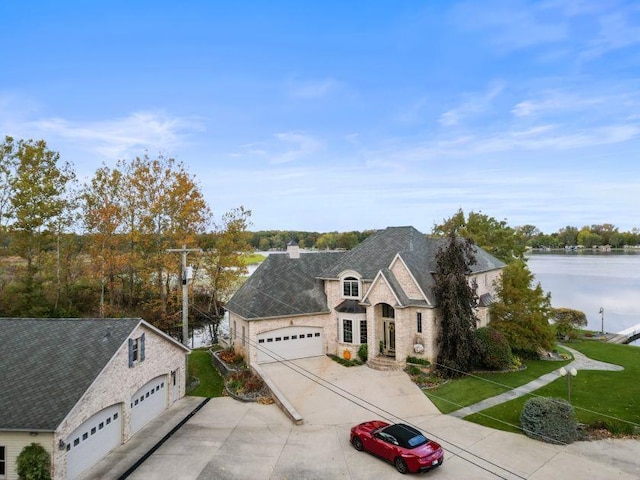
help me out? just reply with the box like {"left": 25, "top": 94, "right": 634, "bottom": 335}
{"left": 350, "top": 420, "right": 444, "bottom": 474}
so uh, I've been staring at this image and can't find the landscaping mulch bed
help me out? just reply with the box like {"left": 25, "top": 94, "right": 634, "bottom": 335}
{"left": 214, "top": 348, "right": 274, "bottom": 404}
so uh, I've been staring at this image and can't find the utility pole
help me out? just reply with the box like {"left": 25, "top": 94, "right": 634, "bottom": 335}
{"left": 167, "top": 244, "right": 202, "bottom": 347}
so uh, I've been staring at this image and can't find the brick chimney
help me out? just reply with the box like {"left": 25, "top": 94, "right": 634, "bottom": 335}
{"left": 287, "top": 240, "right": 300, "bottom": 259}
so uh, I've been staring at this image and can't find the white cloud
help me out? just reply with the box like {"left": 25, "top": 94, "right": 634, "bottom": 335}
{"left": 511, "top": 92, "right": 608, "bottom": 118}
{"left": 439, "top": 82, "right": 504, "bottom": 126}
{"left": 453, "top": 0, "right": 568, "bottom": 52}
{"left": 271, "top": 131, "right": 323, "bottom": 164}
{"left": 581, "top": 10, "right": 640, "bottom": 60}
{"left": 32, "top": 111, "right": 204, "bottom": 157}
{"left": 0, "top": 105, "right": 205, "bottom": 161}
{"left": 287, "top": 78, "right": 341, "bottom": 99}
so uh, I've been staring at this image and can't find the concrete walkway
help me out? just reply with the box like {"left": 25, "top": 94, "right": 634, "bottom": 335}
{"left": 450, "top": 345, "right": 624, "bottom": 418}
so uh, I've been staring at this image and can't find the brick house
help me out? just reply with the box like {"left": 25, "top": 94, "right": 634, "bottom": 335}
{"left": 0, "top": 318, "right": 189, "bottom": 480}
{"left": 226, "top": 226, "right": 504, "bottom": 369}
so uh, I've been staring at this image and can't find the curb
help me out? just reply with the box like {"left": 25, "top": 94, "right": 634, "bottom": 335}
{"left": 116, "top": 398, "right": 211, "bottom": 479}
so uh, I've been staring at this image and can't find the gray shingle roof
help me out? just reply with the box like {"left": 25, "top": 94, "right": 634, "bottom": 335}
{"left": 226, "top": 227, "right": 505, "bottom": 320}
{"left": 323, "top": 226, "right": 430, "bottom": 280}
{"left": 226, "top": 252, "right": 344, "bottom": 319}
{"left": 0, "top": 318, "right": 141, "bottom": 431}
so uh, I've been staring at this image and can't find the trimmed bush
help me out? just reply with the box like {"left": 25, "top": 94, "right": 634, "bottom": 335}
{"left": 474, "top": 327, "right": 513, "bottom": 370}
{"left": 357, "top": 344, "right": 368, "bottom": 362}
{"left": 520, "top": 397, "right": 577, "bottom": 444}
{"left": 406, "top": 356, "right": 431, "bottom": 367}
{"left": 16, "top": 443, "right": 51, "bottom": 480}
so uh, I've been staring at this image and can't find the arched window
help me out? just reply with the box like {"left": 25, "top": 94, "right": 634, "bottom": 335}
{"left": 343, "top": 276, "right": 359, "bottom": 298}
{"left": 382, "top": 303, "right": 395, "bottom": 318}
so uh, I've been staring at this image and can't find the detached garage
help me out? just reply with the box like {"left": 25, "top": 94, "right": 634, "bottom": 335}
{"left": 257, "top": 326, "right": 323, "bottom": 363}
{"left": 0, "top": 318, "right": 189, "bottom": 480}
{"left": 65, "top": 405, "right": 122, "bottom": 480}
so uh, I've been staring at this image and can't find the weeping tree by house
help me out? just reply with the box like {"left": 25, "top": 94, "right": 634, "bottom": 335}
{"left": 434, "top": 231, "right": 479, "bottom": 378}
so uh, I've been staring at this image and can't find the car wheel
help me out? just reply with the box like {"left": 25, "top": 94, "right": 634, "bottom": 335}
{"left": 394, "top": 457, "right": 408, "bottom": 474}
{"left": 351, "top": 435, "right": 364, "bottom": 451}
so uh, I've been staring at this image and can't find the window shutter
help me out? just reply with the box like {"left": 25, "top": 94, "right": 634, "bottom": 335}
{"left": 128, "top": 338, "right": 134, "bottom": 367}
{"left": 140, "top": 333, "right": 146, "bottom": 362}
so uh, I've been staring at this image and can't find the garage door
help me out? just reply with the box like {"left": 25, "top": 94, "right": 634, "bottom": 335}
{"left": 130, "top": 375, "right": 167, "bottom": 434}
{"left": 66, "top": 404, "right": 121, "bottom": 479}
{"left": 257, "top": 326, "right": 323, "bottom": 363}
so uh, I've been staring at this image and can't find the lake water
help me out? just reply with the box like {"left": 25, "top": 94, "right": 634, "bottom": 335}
{"left": 527, "top": 252, "right": 640, "bottom": 345}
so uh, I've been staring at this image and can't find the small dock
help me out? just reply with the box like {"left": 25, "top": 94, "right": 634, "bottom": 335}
{"left": 607, "top": 323, "right": 640, "bottom": 344}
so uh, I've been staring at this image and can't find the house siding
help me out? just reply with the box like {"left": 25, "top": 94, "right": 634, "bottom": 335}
{"left": 51, "top": 324, "right": 187, "bottom": 480}
{"left": 0, "top": 432, "right": 54, "bottom": 480}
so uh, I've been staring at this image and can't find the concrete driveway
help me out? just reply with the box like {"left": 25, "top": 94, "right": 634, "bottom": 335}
{"left": 84, "top": 356, "right": 640, "bottom": 480}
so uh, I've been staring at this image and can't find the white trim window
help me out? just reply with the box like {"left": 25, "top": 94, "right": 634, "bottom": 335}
{"left": 341, "top": 317, "right": 367, "bottom": 344}
{"left": 342, "top": 276, "right": 360, "bottom": 298}
{"left": 360, "top": 320, "right": 368, "bottom": 344}
{"left": 343, "top": 319, "right": 353, "bottom": 343}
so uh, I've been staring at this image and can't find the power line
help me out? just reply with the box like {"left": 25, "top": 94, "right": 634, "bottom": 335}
{"left": 233, "top": 331, "right": 527, "bottom": 480}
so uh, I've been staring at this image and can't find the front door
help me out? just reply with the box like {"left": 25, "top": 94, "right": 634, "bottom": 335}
{"left": 385, "top": 321, "right": 396, "bottom": 356}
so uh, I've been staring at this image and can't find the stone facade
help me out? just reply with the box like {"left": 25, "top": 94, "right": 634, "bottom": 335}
{"left": 232, "top": 266, "right": 501, "bottom": 368}
{"left": 50, "top": 323, "right": 187, "bottom": 480}
{"left": 227, "top": 226, "right": 505, "bottom": 371}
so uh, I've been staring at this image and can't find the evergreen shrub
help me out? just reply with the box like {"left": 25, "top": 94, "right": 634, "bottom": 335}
{"left": 475, "top": 326, "right": 512, "bottom": 370}
{"left": 520, "top": 397, "right": 577, "bottom": 444}
{"left": 357, "top": 344, "right": 368, "bottom": 362}
{"left": 16, "top": 443, "right": 51, "bottom": 480}
{"left": 406, "top": 356, "right": 431, "bottom": 366}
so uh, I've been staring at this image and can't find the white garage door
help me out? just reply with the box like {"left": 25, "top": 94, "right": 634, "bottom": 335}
{"left": 66, "top": 404, "right": 121, "bottom": 479}
{"left": 257, "top": 326, "right": 323, "bottom": 363}
{"left": 130, "top": 375, "right": 167, "bottom": 434}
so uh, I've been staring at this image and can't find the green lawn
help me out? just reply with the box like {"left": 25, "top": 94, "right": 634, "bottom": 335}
{"left": 463, "top": 341, "right": 640, "bottom": 434}
{"left": 188, "top": 348, "right": 225, "bottom": 397}
{"left": 244, "top": 253, "right": 266, "bottom": 265}
{"left": 424, "top": 355, "right": 571, "bottom": 414}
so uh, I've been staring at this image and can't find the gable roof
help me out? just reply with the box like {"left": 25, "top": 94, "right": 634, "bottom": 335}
{"left": 226, "top": 226, "right": 505, "bottom": 319}
{"left": 226, "top": 251, "right": 344, "bottom": 320}
{"left": 0, "top": 318, "right": 185, "bottom": 432}
{"left": 322, "top": 226, "right": 430, "bottom": 280}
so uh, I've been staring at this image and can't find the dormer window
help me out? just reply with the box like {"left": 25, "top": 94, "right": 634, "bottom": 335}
{"left": 343, "top": 276, "right": 360, "bottom": 298}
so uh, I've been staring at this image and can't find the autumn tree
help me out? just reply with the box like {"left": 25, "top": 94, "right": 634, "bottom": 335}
{"left": 193, "top": 206, "right": 252, "bottom": 343}
{"left": 81, "top": 165, "right": 126, "bottom": 316}
{"left": 434, "top": 231, "right": 479, "bottom": 378}
{"left": 490, "top": 261, "right": 555, "bottom": 356}
{"left": 433, "top": 209, "right": 525, "bottom": 264}
{"left": 82, "top": 153, "right": 211, "bottom": 326}
{"left": 0, "top": 137, "right": 17, "bottom": 242}
{"left": 2, "top": 138, "right": 75, "bottom": 315}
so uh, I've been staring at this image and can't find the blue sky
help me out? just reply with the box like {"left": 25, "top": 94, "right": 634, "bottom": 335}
{"left": 2, "top": 1, "right": 639, "bottom": 233}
